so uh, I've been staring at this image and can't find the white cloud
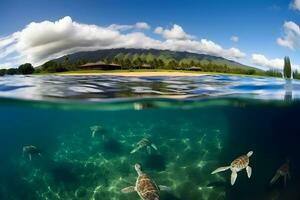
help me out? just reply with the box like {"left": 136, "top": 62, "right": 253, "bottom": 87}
{"left": 251, "top": 54, "right": 283, "bottom": 69}
{"left": 161, "top": 39, "right": 245, "bottom": 59}
{"left": 277, "top": 21, "right": 300, "bottom": 49}
{"left": 0, "top": 16, "right": 246, "bottom": 67}
{"left": 0, "top": 33, "right": 19, "bottom": 60}
{"left": 154, "top": 24, "right": 194, "bottom": 40}
{"left": 153, "top": 24, "right": 245, "bottom": 59}
{"left": 0, "top": 34, "right": 18, "bottom": 49}
{"left": 0, "top": 61, "right": 20, "bottom": 69}
{"left": 154, "top": 27, "right": 163, "bottom": 34}
{"left": 251, "top": 54, "right": 300, "bottom": 71}
{"left": 135, "top": 22, "right": 150, "bottom": 30}
{"left": 230, "top": 36, "right": 239, "bottom": 42}
{"left": 0, "top": 45, "right": 17, "bottom": 59}
{"left": 290, "top": 0, "right": 300, "bottom": 11}
{"left": 4, "top": 16, "right": 161, "bottom": 65}
{"left": 108, "top": 21, "right": 150, "bottom": 31}
{"left": 107, "top": 24, "right": 133, "bottom": 31}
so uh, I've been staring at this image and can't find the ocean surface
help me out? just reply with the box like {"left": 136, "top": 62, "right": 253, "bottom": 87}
{"left": 0, "top": 74, "right": 299, "bottom": 200}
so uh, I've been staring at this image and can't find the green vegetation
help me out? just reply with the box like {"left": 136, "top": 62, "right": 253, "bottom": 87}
{"left": 31, "top": 48, "right": 284, "bottom": 78}
{"left": 283, "top": 56, "right": 292, "bottom": 79}
{"left": 37, "top": 58, "right": 267, "bottom": 76}
{"left": 0, "top": 63, "right": 34, "bottom": 76}
{"left": 18, "top": 63, "right": 35, "bottom": 74}
{"left": 293, "top": 70, "right": 300, "bottom": 79}
{"left": 0, "top": 49, "right": 294, "bottom": 79}
{"left": 6, "top": 68, "right": 18, "bottom": 75}
{"left": 39, "top": 60, "right": 68, "bottom": 73}
{"left": 264, "top": 69, "right": 282, "bottom": 78}
{"left": 0, "top": 69, "right": 7, "bottom": 76}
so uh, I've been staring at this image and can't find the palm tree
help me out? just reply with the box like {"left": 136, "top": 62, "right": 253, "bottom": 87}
{"left": 283, "top": 56, "right": 292, "bottom": 79}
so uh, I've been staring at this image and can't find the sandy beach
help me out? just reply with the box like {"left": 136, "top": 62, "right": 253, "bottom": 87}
{"left": 59, "top": 71, "right": 207, "bottom": 77}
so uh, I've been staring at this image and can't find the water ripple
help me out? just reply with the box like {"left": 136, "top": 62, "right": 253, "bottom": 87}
{"left": 0, "top": 84, "right": 33, "bottom": 92}
{"left": 0, "top": 74, "right": 298, "bottom": 101}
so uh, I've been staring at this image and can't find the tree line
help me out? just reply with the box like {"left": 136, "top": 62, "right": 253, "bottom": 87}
{"left": 283, "top": 56, "right": 300, "bottom": 79}
{"left": 0, "top": 55, "right": 295, "bottom": 79}
{"left": 34, "top": 56, "right": 279, "bottom": 77}
{"left": 0, "top": 63, "right": 35, "bottom": 76}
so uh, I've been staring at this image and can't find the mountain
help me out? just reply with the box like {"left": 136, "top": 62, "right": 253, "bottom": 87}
{"left": 51, "top": 48, "right": 256, "bottom": 70}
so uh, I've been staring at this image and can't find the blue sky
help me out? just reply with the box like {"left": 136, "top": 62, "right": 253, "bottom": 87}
{"left": 0, "top": 0, "right": 299, "bottom": 70}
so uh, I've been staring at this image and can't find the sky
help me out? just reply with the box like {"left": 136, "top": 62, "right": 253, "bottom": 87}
{"left": 0, "top": 0, "right": 300, "bottom": 70}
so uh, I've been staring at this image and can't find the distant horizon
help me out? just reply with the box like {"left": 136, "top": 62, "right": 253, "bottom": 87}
{"left": 0, "top": 0, "right": 300, "bottom": 71}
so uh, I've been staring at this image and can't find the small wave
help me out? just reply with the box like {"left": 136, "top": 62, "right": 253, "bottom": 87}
{"left": 0, "top": 84, "right": 33, "bottom": 92}
{"left": 0, "top": 74, "right": 299, "bottom": 102}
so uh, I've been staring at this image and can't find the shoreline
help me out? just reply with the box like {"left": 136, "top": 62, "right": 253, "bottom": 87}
{"left": 34, "top": 70, "right": 269, "bottom": 78}
{"left": 57, "top": 71, "right": 208, "bottom": 77}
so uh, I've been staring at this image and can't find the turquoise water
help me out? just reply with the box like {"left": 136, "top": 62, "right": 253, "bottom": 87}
{"left": 0, "top": 75, "right": 300, "bottom": 200}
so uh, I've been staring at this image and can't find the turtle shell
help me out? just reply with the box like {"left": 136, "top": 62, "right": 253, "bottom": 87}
{"left": 136, "top": 174, "right": 159, "bottom": 200}
{"left": 91, "top": 126, "right": 103, "bottom": 132}
{"left": 24, "top": 146, "right": 41, "bottom": 154}
{"left": 138, "top": 138, "right": 151, "bottom": 146}
{"left": 279, "top": 163, "right": 289, "bottom": 175}
{"left": 231, "top": 155, "right": 249, "bottom": 169}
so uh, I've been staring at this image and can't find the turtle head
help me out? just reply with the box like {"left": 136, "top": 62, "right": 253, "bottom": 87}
{"left": 247, "top": 151, "right": 253, "bottom": 157}
{"left": 22, "top": 146, "right": 28, "bottom": 153}
{"left": 134, "top": 163, "right": 143, "bottom": 175}
{"left": 135, "top": 163, "right": 141, "bottom": 170}
{"left": 23, "top": 145, "right": 34, "bottom": 153}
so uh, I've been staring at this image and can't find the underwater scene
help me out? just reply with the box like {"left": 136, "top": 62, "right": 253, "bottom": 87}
{"left": 0, "top": 75, "right": 300, "bottom": 200}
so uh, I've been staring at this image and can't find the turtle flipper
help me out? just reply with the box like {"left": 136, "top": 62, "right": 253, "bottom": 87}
{"left": 130, "top": 146, "right": 141, "bottom": 154}
{"left": 246, "top": 166, "right": 252, "bottom": 178}
{"left": 159, "top": 185, "right": 171, "bottom": 191}
{"left": 28, "top": 154, "right": 32, "bottom": 161}
{"left": 284, "top": 175, "right": 287, "bottom": 187}
{"left": 121, "top": 186, "right": 135, "bottom": 193}
{"left": 151, "top": 144, "right": 158, "bottom": 151}
{"left": 270, "top": 172, "right": 280, "bottom": 185}
{"left": 211, "top": 166, "right": 230, "bottom": 174}
{"left": 91, "top": 130, "right": 96, "bottom": 138}
{"left": 231, "top": 170, "right": 238, "bottom": 185}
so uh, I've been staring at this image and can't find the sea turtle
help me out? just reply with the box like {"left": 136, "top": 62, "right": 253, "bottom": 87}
{"left": 133, "top": 103, "right": 156, "bottom": 110}
{"left": 90, "top": 125, "right": 105, "bottom": 139}
{"left": 22, "top": 145, "right": 42, "bottom": 161}
{"left": 130, "top": 138, "right": 158, "bottom": 154}
{"left": 270, "top": 160, "right": 291, "bottom": 187}
{"left": 121, "top": 163, "right": 170, "bottom": 200}
{"left": 211, "top": 151, "right": 253, "bottom": 185}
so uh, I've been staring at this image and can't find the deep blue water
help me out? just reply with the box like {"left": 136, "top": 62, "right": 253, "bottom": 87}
{"left": 0, "top": 75, "right": 300, "bottom": 200}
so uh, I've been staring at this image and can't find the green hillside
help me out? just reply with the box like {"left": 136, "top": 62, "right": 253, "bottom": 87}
{"left": 34, "top": 48, "right": 283, "bottom": 77}
{"left": 53, "top": 48, "right": 254, "bottom": 69}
